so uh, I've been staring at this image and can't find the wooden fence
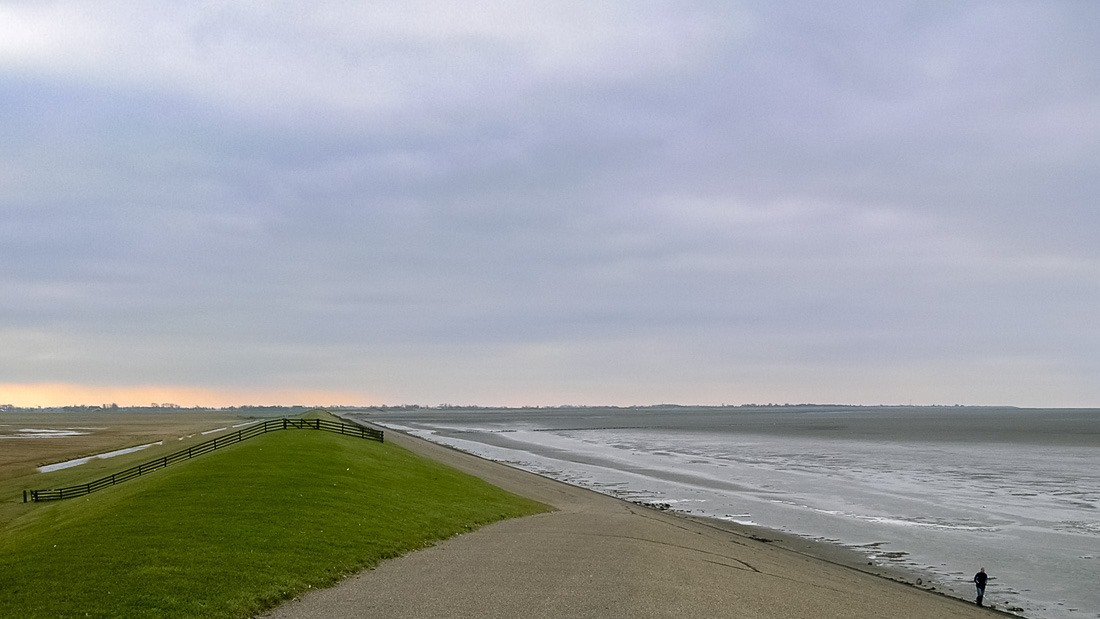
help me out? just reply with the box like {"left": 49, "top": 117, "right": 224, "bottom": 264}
{"left": 24, "top": 418, "right": 383, "bottom": 503}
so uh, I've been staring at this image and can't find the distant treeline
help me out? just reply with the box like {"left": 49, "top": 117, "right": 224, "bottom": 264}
{"left": 3, "top": 402, "right": 1012, "bottom": 414}
{"left": 0, "top": 404, "right": 315, "bottom": 413}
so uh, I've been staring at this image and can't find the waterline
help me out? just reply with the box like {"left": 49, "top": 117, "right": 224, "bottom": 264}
{"left": 356, "top": 406, "right": 1100, "bottom": 619}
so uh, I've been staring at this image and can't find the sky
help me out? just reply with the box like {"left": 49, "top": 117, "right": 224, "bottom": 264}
{"left": 2, "top": 1, "right": 1098, "bottom": 408}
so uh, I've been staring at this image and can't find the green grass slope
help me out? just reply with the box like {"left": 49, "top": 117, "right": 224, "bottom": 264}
{"left": 0, "top": 429, "right": 548, "bottom": 619}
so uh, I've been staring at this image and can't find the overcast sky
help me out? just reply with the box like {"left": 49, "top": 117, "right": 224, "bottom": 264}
{"left": 2, "top": 1, "right": 1098, "bottom": 408}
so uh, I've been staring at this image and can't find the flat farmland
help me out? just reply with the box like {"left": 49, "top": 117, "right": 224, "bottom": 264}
{"left": 0, "top": 409, "right": 289, "bottom": 523}
{"left": 0, "top": 409, "right": 281, "bottom": 478}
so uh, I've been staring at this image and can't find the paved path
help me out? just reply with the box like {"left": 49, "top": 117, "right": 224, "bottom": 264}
{"left": 260, "top": 426, "right": 1001, "bottom": 618}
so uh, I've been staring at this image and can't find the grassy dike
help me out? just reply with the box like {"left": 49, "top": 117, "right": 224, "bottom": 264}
{"left": 0, "top": 428, "right": 548, "bottom": 619}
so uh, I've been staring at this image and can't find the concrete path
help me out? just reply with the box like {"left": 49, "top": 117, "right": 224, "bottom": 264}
{"left": 260, "top": 427, "right": 1001, "bottom": 619}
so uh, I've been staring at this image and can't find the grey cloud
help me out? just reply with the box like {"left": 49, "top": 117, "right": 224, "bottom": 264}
{"left": 2, "top": 1, "right": 1098, "bottom": 405}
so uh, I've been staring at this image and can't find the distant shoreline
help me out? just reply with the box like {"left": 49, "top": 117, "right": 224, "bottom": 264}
{"left": 331, "top": 412, "right": 1013, "bottom": 618}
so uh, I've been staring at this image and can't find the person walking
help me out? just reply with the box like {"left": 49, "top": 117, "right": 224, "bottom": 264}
{"left": 973, "top": 567, "right": 988, "bottom": 606}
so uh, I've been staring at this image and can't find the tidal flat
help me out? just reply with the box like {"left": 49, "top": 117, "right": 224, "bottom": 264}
{"left": 355, "top": 405, "right": 1100, "bottom": 619}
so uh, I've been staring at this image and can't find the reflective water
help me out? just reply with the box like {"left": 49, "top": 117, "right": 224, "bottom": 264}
{"left": 37, "top": 441, "right": 164, "bottom": 473}
{"left": 0, "top": 428, "right": 91, "bottom": 439}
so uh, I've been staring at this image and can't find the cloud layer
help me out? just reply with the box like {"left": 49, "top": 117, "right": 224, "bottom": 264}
{"left": 3, "top": 2, "right": 1098, "bottom": 406}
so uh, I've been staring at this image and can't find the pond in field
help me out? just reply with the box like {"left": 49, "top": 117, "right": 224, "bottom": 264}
{"left": 37, "top": 441, "right": 164, "bottom": 473}
{"left": 0, "top": 428, "right": 92, "bottom": 439}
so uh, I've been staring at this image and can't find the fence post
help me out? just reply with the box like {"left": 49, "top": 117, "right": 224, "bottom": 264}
{"left": 23, "top": 490, "right": 27, "bottom": 503}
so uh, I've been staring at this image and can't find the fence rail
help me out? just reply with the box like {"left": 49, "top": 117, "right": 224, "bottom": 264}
{"left": 24, "top": 418, "right": 383, "bottom": 503}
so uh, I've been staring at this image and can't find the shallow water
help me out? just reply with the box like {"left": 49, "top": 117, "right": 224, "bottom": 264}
{"left": 352, "top": 406, "right": 1100, "bottom": 619}
{"left": 37, "top": 440, "right": 164, "bottom": 473}
{"left": 0, "top": 428, "right": 91, "bottom": 439}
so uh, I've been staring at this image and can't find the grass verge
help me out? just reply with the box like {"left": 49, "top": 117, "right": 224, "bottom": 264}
{"left": 0, "top": 429, "right": 548, "bottom": 618}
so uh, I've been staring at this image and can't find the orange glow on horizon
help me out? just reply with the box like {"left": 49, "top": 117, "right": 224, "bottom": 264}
{"left": 0, "top": 383, "right": 376, "bottom": 408}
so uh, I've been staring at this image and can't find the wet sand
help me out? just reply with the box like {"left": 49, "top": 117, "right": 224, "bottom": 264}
{"left": 260, "top": 424, "right": 1010, "bottom": 618}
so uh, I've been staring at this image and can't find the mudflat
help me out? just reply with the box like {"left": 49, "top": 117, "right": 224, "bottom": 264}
{"left": 261, "top": 425, "right": 1002, "bottom": 619}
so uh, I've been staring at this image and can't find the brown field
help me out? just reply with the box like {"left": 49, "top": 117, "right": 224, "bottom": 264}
{"left": 0, "top": 409, "right": 287, "bottom": 524}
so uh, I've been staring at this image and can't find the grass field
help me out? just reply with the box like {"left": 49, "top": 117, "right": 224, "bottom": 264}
{"left": 0, "top": 408, "right": 284, "bottom": 528}
{"left": 0, "top": 408, "right": 279, "bottom": 482}
{"left": 0, "top": 421, "right": 548, "bottom": 618}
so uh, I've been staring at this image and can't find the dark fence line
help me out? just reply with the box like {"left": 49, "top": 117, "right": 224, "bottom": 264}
{"left": 24, "top": 418, "right": 383, "bottom": 503}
